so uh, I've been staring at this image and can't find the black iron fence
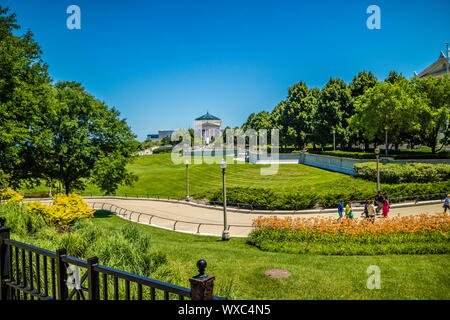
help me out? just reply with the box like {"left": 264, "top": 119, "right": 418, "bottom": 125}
{"left": 0, "top": 218, "right": 226, "bottom": 301}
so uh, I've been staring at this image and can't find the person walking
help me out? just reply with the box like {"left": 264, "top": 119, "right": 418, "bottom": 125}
{"left": 382, "top": 196, "right": 390, "bottom": 218}
{"left": 346, "top": 201, "right": 354, "bottom": 220}
{"left": 368, "top": 200, "right": 376, "bottom": 218}
{"left": 444, "top": 194, "right": 450, "bottom": 213}
{"left": 375, "top": 191, "right": 384, "bottom": 215}
{"left": 338, "top": 200, "right": 344, "bottom": 221}
{"left": 362, "top": 200, "right": 370, "bottom": 218}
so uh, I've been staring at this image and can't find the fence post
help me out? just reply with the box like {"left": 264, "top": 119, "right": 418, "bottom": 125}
{"left": 189, "top": 259, "right": 215, "bottom": 300}
{"left": 0, "top": 217, "right": 11, "bottom": 300}
{"left": 56, "top": 248, "right": 68, "bottom": 300}
{"left": 87, "top": 257, "right": 100, "bottom": 300}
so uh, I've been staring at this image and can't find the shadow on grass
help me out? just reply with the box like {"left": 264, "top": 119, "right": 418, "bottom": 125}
{"left": 94, "top": 210, "right": 114, "bottom": 219}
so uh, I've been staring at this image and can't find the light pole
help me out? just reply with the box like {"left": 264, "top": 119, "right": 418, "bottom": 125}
{"left": 384, "top": 125, "right": 389, "bottom": 156}
{"left": 375, "top": 146, "right": 380, "bottom": 192}
{"left": 220, "top": 159, "right": 230, "bottom": 241}
{"left": 185, "top": 160, "right": 189, "bottom": 201}
{"left": 332, "top": 128, "right": 336, "bottom": 151}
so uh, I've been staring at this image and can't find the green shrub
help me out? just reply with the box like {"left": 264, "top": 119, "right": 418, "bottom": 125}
{"left": 209, "top": 180, "right": 449, "bottom": 210}
{"left": 152, "top": 147, "right": 173, "bottom": 154}
{"left": 0, "top": 202, "right": 46, "bottom": 237}
{"left": 354, "top": 162, "right": 450, "bottom": 184}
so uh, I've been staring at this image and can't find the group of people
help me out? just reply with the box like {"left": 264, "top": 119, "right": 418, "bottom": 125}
{"left": 337, "top": 191, "right": 390, "bottom": 221}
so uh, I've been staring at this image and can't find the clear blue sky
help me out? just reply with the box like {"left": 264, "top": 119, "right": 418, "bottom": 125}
{"left": 3, "top": 0, "right": 449, "bottom": 141}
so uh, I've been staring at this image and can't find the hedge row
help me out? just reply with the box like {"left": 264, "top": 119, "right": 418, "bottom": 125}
{"left": 208, "top": 181, "right": 449, "bottom": 210}
{"left": 354, "top": 162, "right": 450, "bottom": 184}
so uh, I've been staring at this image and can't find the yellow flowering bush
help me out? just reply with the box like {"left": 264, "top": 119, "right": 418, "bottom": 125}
{"left": 27, "top": 193, "right": 94, "bottom": 230}
{"left": 0, "top": 188, "right": 24, "bottom": 204}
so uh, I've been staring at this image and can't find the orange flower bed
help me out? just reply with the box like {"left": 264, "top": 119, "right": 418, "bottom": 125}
{"left": 249, "top": 213, "right": 450, "bottom": 255}
{"left": 252, "top": 214, "right": 449, "bottom": 238}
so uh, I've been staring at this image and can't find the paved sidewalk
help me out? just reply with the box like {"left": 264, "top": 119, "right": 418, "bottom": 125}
{"left": 85, "top": 199, "right": 446, "bottom": 238}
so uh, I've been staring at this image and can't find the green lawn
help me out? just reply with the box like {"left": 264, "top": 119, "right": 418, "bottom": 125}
{"left": 92, "top": 211, "right": 450, "bottom": 300}
{"left": 23, "top": 154, "right": 377, "bottom": 199}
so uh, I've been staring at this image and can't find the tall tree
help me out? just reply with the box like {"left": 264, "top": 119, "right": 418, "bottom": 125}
{"left": 312, "top": 78, "right": 351, "bottom": 148}
{"left": 412, "top": 75, "right": 450, "bottom": 153}
{"left": 348, "top": 71, "right": 378, "bottom": 150}
{"left": 29, "top": 81, "right": 139, "bottom": 194}
{"left": 351, "top": 81, "right": 423, "bottom": 149}
{"left": 0, "top": 6, "right": 52, "bottom": 187}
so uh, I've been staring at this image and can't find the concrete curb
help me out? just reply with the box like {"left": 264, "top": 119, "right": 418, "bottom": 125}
{"left": 25, "top": 196, "right": 445, "bottom": 215}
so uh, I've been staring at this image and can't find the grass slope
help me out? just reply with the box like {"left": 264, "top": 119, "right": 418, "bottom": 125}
{"left": 92, "top": 211, "right": 450, "bottom": 300}
{"left": 23, "top": 154, "right": 377, "bottom": 199}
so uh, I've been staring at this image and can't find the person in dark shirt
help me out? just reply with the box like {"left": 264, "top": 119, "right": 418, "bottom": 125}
{"left": 375, "top": 191, "right": 384, "bottom": 214}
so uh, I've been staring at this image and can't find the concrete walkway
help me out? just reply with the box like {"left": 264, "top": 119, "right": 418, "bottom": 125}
{"left": 85, "top": 198, "right": 446, "bottom": 238}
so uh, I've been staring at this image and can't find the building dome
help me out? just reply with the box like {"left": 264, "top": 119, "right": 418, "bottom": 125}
{"left": 195, "top": 112, "right": 220, "bottom": 121}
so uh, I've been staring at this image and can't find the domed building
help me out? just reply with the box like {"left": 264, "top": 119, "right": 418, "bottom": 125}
{"left": 194, "top": 112, "right": 222, "bottom": 145}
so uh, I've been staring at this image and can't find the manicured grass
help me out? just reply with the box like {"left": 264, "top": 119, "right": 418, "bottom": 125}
{"left": 91, "top": 211, "right": 450, "bottom": 300}
{"left": 23, "top": 153, "right": 376, "bottom": 199}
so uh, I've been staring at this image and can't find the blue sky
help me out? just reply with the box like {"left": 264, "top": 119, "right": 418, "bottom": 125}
{"left": 2, "top": 0, "right": 449, "bottom": 141}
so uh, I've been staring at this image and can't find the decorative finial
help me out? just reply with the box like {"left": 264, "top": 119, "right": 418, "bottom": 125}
{"left": 195, "top": 259, "right": 208, "bottom": 279}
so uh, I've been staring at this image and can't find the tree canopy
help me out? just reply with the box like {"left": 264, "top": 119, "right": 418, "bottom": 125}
{"left": 0, "top": 6, "right": 139, "bottom": 194}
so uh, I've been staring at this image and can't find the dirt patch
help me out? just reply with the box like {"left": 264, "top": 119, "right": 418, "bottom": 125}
{"left": 265, "top": 269, "right": 291, "bottom": 278}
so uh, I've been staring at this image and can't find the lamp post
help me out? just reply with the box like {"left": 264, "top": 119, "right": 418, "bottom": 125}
{"left": 220, "top": 159, "right": 230, "bottom": 241}
{"left": 185, "top": 160, "right": 189, "bottom": 201}
{"left": 332, "top": 129, "right": 336, "bottom": 151}
{"left": 375, "top": 146, "right": 380, "bottom": 192}
{"left": 384, "top": 125, "right": 389, "bottom": 156}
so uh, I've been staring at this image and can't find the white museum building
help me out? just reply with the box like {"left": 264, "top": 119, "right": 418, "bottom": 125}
{"left": 194, "top": 112, "right": 222, "bottom": 144}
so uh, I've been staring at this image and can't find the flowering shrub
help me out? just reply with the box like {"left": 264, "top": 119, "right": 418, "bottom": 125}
{"left": 0, "top": 188, "right": 24, "bottom": 204}
{"left": 249, "top": 214, "right": 450, "bottom": 255}
{"left": 27, "top": 194, "right": 94, "bottom": 230}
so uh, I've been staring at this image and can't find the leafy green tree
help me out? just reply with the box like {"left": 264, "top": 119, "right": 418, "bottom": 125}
{"left": 0, "top": 6, "right": 52, "bottom": 188}
{"left": 312, "top": 78, "right": 351, "bottom": 148}
{"left": 412, "top": 75, "right": 450, "bottom": 153}
{"left": 351, "top": 81, "right": 423, "bottom": 149}
{"left": 283, "top": 82, "right": 318, "bottom": 148}
{"left": 31, "top": 81, "right": 139, "bottom": 195}
{"left": 349, "top": 71, "right": 378, "bottom": 150}
{"left": 385, "top": 71, "right": 407, "bottom": 84}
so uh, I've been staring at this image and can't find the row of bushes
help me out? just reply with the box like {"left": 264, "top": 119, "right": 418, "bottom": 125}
{"left": 354, "top": 162, "right": 450, "bottom": 184}
{"left": 248, "top": 214, "right": 450, "bottom": 255}
{"left": 152, "top": 147, "right": 173, "bottom": 154}
{"left": 208, "top": 180, "right": 450, "bottom": 210}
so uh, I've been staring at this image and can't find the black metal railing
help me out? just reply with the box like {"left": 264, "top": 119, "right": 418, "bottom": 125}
{"left": 0, "top": 218, "right": 226, "bottom": 301}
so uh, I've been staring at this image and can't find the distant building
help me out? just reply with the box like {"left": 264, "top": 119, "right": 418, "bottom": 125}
{"left": 194, "top": 112, "right": 222, "bottom": 144}
{"left": 145, "top": 130, "right": 175, "bottom": 142}
{"left": 158, "top": 130, "right": 175, "bottom": 142}
{"left": 414, "top": 50, "right": 449, "bottom": 78}
{"left": 146, "top": 134, "right": 159, "bottom": 142}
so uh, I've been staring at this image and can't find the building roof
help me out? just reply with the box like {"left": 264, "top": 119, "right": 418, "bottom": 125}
{"left": 195, "top": 112, "right": 220, "bottom": 121}
{"left": 415, "top": 50, "right": 449, "bottom": 78}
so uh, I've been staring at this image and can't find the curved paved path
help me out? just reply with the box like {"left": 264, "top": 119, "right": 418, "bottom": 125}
{"left": 85, "top": 198, "right": 446, "bottom": 238}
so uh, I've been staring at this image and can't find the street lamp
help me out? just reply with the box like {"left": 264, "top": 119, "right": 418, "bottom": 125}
{"left": 384, "top": 125, "right": 389, "bottom": 156}
{"left": 185, "top": 160, "right": 189, "bottom": 201}
{"left": 332, "top": 129, "right": 336, "bottom": 151}
{"left": 220, "top": 159, "right": 230, "bottom": 241}
{"left": 375, "top": 146, "right": 380, "bottom": 192}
